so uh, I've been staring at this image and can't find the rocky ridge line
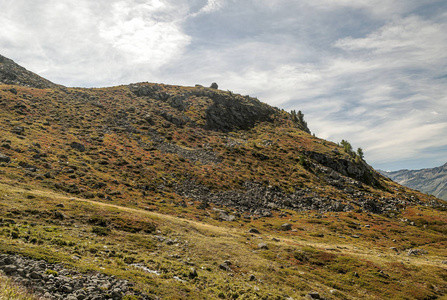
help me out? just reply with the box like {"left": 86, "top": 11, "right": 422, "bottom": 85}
{"left": 0, "top": 54, "right": 60, "bottom": 89}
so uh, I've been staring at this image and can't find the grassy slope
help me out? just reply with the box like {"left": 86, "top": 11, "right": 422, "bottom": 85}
{"left": 0, "top": 83, "right": 446, "bottom": 299}
{"left": 0, "top": 178, "right": 446, "bottom": 299}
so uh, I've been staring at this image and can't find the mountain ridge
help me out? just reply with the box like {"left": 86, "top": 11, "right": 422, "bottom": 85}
{"left": 380, "top": 163, "right": 447, "bottom": 200}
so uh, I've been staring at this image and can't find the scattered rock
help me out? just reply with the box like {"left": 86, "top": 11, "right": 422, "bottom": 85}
{"left": 0, "top": 254, "right": 151, "bottom": 299}
{"left": 407, "top": 249, "right": 428, "bottom": 256}
{"left": 210, "top": 82, "right": 218, "bottom": 89}
{"left": 248, "top": 228, "right": 260, "bottom": 234}
{"left": 307, "top": 291, "right": 322, "bottom": 299}
{"left": 219, "top": 211, "right": 236, "bottom": 221}
{"left": 281, "top": 223, "right": 292, "bottom": 231}
{"left": 219, "top": 262, "right": 232, "bottom": 272}
{"left": 249, "top": 274, "right": 257, "bottom": 281}
{"left": 2, "top": 265, "right": 17, "bottom": 275}
{"left": 11, "top": 126, "right": 25, "bottom": 135}
{"left": 165, "top": 238, "right": 177, "bottom": 245}
{"left": 258, "top": 243, "right": 268, "bottom": 250}
{"left": 0, "top": 153, "right": 10, "bottom": 163}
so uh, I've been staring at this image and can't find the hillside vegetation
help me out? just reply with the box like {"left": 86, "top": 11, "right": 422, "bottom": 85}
{"left": 0, "top": 55, "right": 446, "bottom": 299}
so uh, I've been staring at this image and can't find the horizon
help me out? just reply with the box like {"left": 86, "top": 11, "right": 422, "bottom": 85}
{"left": 1, "top": 0, "right": 446, "bottom": 171}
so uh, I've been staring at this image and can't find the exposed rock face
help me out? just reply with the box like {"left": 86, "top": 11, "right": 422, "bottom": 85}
{"left": 307, "top": 151, "right": 382, "bottom": 188}
{"left": 205, "top": 92, "right": 275, "bottom": 132}
{"left": 380, "top": 163, "right": 447, "bottom": 200}
{"left": 0, "top": 254, "right": 152, "bottom": 300}
{"left": 129, "top": 83, "right": 278, "bottom": 132}
{"left": 129, "top": 84, "right": 162, "bottom": 97}
{"left": 0, "top": 54, "right": 59, "bottom": 89}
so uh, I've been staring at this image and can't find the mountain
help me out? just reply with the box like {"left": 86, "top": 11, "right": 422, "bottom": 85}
{"left": 380, "top": 163, "right": 447, "bottom": 200}
{"left": 0, "top": 55, "right": 446, "bottom": 300}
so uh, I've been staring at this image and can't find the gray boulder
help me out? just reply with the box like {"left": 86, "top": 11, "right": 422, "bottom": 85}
{"left": 281, "top": 223, "right": 292, "bottom": 231}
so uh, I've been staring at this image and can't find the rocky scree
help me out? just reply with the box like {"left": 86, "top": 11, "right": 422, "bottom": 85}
{"left": 175, "top": 180, "right": 428, "bottom": 218}
{"left": 0, "top": 254, "right": 153, "bottom": 300}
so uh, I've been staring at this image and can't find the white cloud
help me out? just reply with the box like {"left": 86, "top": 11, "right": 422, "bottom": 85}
{"left": 0, "top": 0, "right": 191, "bottom": 86}
{"left": 98, "top": 1, "right": 190, "bottom": 67}
{"left": 334, "top": 15, "right": 447, "bottom": 67}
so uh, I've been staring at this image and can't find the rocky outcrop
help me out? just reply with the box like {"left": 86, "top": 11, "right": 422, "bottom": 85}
{"left": 129, "top": 84, "right": 162, "bottom": 97}
{"left": 129, "top": 83, "right": 278, "bottom": 132}
{"left": 0, "top": 254, "right": 152, "bottom": 300}
{"left": 307, "top": 151, "right": 383, "bottom": 188}
{"left": 0, "top": 54, "right": 59, "bottom": 89}
{"left": 205, "top": 92, "right": 276, "bottom": 132}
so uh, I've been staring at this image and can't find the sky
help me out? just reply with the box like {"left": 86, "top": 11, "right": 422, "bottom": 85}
{"left": 1, "top": 0, "right": 446, "bottom": 171}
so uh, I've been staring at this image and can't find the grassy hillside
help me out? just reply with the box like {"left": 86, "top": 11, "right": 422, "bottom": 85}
{"left": 0, "top": 177, "right": 446, "bottom": 299}
{"left": 0, "top": 58, "right": 446, "bottom": 299}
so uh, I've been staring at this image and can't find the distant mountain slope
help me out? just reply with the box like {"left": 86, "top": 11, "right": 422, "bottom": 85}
{"left": 0, "top": 54, "right": 59, "bottom": 88}
{"left": 379, "top": 163, "right": 447, "bottom": 200}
